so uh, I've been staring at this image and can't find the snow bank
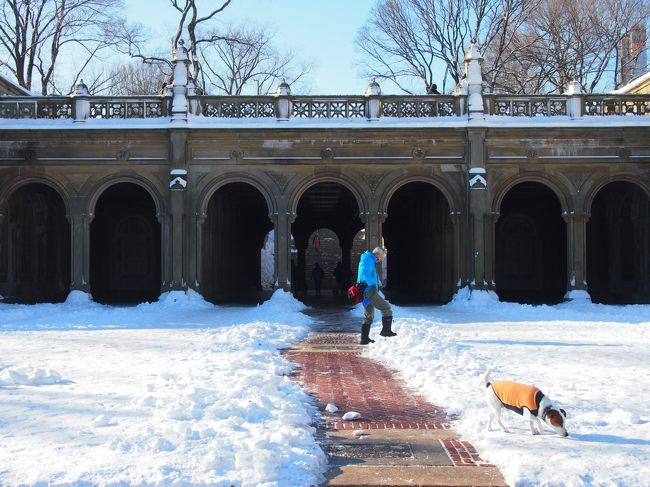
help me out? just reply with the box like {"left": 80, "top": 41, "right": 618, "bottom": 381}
{"left": 363, "top": 299, "right": 650, "bottom": 486}
{"left": 0, "top": 290, "right": 325, "bottom": 486}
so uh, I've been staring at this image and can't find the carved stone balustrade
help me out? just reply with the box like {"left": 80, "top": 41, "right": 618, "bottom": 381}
{"left": 485, "top": 95, "right": 569, "bottom": 116}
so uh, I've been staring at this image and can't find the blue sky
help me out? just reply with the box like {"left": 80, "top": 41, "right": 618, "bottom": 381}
{"left": 124, "top": 0, "right": 380, "bottom": 94}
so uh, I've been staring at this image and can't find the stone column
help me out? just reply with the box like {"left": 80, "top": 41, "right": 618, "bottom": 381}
{"left": 449, "top": 211, "right": 463, "bottom": 292}
{"left": 191, "top": 211, "right": 207, "bottom": 292}
{"left": 363, "top": 211, "right": 385, "bottom": 251}
{"left": 68, "top": 197, "right": 92, "bottom": 293}
{"left": 168, "top": 130, "right": 189, "bottom": 292}
{"left": 563, "top": 211, "right": 590, "bottom": 300}
{"left": 273, "top": 209, "right": 294, "bottom": 291}
{"left": 157, "top": 212, "right": 171, "bottom": 292}
{"left": 467, "top": 127, "right": 490, "bottom": 291}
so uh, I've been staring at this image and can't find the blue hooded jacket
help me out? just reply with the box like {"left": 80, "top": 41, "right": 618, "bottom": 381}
{"left": 357, "top": 250, "right": 379, "bottom": 290}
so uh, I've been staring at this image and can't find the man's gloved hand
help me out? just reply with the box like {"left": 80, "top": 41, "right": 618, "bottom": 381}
{"left": 355, "top": 282, "right": 366, "bottom": 291}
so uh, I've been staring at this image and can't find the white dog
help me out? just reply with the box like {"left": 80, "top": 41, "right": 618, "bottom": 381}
{"left": 483, "top": 370, "right": 568, "bottom": 437}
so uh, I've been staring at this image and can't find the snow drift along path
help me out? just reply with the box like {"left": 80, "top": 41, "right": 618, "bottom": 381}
{"left": 363, "top": 289, "right": 650, "bottom": 487}
{"left": 0, "top": 290, "right": 326, "bottom": 487}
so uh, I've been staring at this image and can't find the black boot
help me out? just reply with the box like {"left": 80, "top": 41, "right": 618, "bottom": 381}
{"left": 380, "top": 316, "right": 397, "bottom": 337}
{"left": 360, "top": 322, "right": 375, "bottom": 345}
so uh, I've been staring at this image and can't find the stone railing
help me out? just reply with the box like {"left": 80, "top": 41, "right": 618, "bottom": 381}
{"left": 2, "top": 91, "right": 650, "bottom": 121}
{"left": 0, "top": 95, "right": 170, "bottom": 120}
{"left": 582, "top": 94, "right": 650, "bottom": 116}
{"left": 485, "top": 95, "right": 569, "bottom": 116}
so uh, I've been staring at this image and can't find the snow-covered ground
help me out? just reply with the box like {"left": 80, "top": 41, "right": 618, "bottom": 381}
{"left": 362, "top": 289, "right": 650, "bottom": 487}
{"left": 0, "top": 290, "right": 325, "bottom": 486}
{"left": 2, "top": 287, "right": 650, "bottom": 486}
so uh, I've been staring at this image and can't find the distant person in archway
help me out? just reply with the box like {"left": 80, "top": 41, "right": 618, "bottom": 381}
{"left": 333, "top": 261, "right": 345, "bottom": 296}
{"left": 356, "top": 246, "right": 395, "bottom": 345}
{"left": 310, "top": 262, "right": 324, "bottom": 297}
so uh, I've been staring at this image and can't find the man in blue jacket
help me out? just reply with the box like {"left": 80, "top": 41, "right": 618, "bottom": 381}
{"left": 356, "top": 246, "right": 395, "bottom": 344}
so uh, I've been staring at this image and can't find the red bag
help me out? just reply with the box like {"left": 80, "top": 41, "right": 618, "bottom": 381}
{"left": 347, "top": 284, "right": 362, "bottom": 304}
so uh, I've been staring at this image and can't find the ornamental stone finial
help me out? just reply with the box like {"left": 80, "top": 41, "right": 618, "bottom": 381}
{"left": 73, "top": 79, "right": 89, "bottom": 96}
{"left": 365, "top": 79, "right": 381, "bottom": 96}
{"left": 276, "top": 78, "right": 291, "bottom": 96}
{"left": 463, "top": 41, "right": 485, "bottom": 119}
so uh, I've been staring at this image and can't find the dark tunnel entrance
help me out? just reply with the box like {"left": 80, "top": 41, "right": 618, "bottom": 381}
{"left": 587, "top": 181, "right": 650, "bottom": 304}
{"left": 90, "top": 183, "right": 161, "bottom": 304}
{"left": 0, "top": 183, "right": 70, "bottom": 303}
{"left": 202, "top": 182, "right": 273, "bottom": 304}
{"left": 495, "top": 181, "right": 566, "bottom": 304}
{"left": 292, "top": 182, "right": 363, "bottom": 299}
{"left": 383, "top": 182, "right": 455, "bottom": 304}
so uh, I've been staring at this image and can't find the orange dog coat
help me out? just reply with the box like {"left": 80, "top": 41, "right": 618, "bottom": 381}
{"left": 491, "top": 380, "right": 543, "bottom": 416}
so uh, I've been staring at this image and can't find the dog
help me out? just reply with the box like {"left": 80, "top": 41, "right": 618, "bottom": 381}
{"left": 483, "top": 370, "right": 568, "bottom": 437}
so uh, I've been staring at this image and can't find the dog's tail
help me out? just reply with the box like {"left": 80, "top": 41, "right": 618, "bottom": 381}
{"left": 482, "top": 369, "right": 492, "bottom": 387}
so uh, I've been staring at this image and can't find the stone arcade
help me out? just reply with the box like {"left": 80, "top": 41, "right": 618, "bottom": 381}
{"left": 1, "top": 43, "right": 649, "bottom": 305}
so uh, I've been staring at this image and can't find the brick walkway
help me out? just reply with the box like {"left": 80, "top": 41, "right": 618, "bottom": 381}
{"left": 285, "top": 304, "right": 507, "bottom": 486}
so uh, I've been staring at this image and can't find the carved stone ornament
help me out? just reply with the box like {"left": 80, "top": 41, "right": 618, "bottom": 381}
{"left": 23, "top": 148, "right": 37, "bottom": 162}
{"left": 412, "top": 147, "right": 426, "bottom": 159}
{"left": 320, "top": 147, "right": 334, "bottom": 160}
{"left": 526, "top": 148, "right": 538, "bottom": 159}
{"left": 563, "top": 172, "right": 589, "bottom": 192}
{"left": 361, "top": 172, "right": 384, "bottom": 195}
{"left": 618, "top": 147, "right": 631, "bottom": 161}
{"left": 230, "top": 149, "right": 242, "bottom": 160}
{"left": 265, "top": 171, "right": 291, "bottom": 193}
{"left": 116, "top": 148, "right": 131, "bottom": 161}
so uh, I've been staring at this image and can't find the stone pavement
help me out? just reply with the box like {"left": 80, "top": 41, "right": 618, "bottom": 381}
{"left": 285, "top": 301, "right": 507, "bottom": 487}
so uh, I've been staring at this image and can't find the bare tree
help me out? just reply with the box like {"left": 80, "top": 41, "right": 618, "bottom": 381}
{"left": 356, "top": 0, "right": 532, "bottom": 93}
{"left": 85, "top": 61, "right": 170, "bottom": 96}
{"left": 0, "top": 0, "right": 132, "bottom": 94}
{"left": 199, "top": 25, "right": 311, "bottom": 95}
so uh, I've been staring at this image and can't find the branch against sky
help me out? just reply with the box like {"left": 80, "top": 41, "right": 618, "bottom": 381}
{"left": 199, "top": 24, "right": 312, "bottom": 95}
{"left": 0, "top": 0, "right": 134, "bottom": 94}
{"left": 355, "top": 0, "right": 531, "bottom": 93}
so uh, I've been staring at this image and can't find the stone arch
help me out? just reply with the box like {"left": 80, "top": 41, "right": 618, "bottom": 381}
{"left": 289, "top": 177, "right": 365, "bottom": 296}
{"left": 583, "top": 174, "right": 650, "bottom": 217}
{"left": 379, "top": 174, "right": 460, "bottom": 216}
{"left": 491, "top": 173, "right": 571, "bottom": 216}
{"left": 382, "top": 179, "right": 456, "bottom": 304}
{"left": 197, "top": 173, "right": 278, "bottom": 219}
{"left": 494, "top": 180, "right": 567, "bottom": 304}
{"left": 289, "top": 174, "right": 368, "bottom": 217}
{"left": 89, "top": 182, "right": 162, "bottom": 304}
{"left": 0, "top": 181, "right": 71, "bottom": 303}
{"left": 586, "top": 177, "right": 650, "bottom": 304}
{"left": 87, "top": 173, "right": 165, "bottom": 218}
{"left": 200, "top": 180, "right": 273, "bottom": 304}
{"left": 0, "top": 175, "right": 71, "bottom": 219}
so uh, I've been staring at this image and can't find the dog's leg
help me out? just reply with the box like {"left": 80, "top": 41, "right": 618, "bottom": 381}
{"left": 523, "top": 409, "right": 540, "bottom": 435}
{"left": 487, "top": 411, "right": 495, "bottom": 431}
{"left": 494, "top": 407, "right": 509, "bottom": 433}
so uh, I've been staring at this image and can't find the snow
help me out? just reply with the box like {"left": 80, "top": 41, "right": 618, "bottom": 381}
{"left": 0, "top": 289, "right": 325, "bottom": 486}
{"left": 3, "top": 284, "right": 650, "bottom": 486}
{"left": 362, "top": 288, "right": 650, "bottom": 487}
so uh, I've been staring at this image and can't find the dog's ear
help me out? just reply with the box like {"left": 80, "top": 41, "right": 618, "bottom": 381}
{"left": 560, "top": 408, "right": 566, "bottom": 418}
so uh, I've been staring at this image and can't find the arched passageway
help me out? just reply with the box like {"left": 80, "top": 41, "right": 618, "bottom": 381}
{"left": 495, "top": 181, "right": 566, "bottom": 304}
{"left": 587, "top": 181, "right": 650, "bottom": 304}
{"left": 383, "top": 182, "right": 454, "bottom": 304}
{"left": 292, "top": 182, "right": 363, "bottom": 298}
{"left": 202, "top": 182, "right": 272, "bottom": 303}
{"left": 0, "top": 183, "right": 70, "bottom": 303}
{"left": 90, "top": 183, "right": 161, "bottom": 304}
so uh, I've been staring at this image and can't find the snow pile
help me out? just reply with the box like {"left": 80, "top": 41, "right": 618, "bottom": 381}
{"left": 0, "top": 290, "right": 325, "bottom": 486}
{"left": 363, "top": 296, "right": 650, "bottom": 486}
{"left": 0, "top": 365, "right": 63, "bottom": 386}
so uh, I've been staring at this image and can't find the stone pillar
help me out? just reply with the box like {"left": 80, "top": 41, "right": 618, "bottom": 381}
{"left": 168, "top": 128, "right": 189, "bottom": 291}
{"left": 68, "top": 198, "right": 91, "bottom": 293}
{"left": 564, "top": 211, "right": 591, "bottom": 301}
{"left": 463, "top": 41, "right": 485, "bottom": 120}
{"left": 363, "top": 211, "right": 385, "bottom": 251}
{"left": 190, "top": 212, "right": 207, "bottom": 293}
{"left": 275, "top": 79, "right": 292, "bottom": 121}
{"left": 72, "top": 81, "right": 90, "bottom": 122}
{"left": 365, "top": 80, "right": 381, "bottom": 120}
{"left": 565, "top": 80, "right": 584, "bottom": 119}
{"left": 274, "top": 209, "right": 294, "bottom": 290}
{"left": 467, "top": 127, "right": 490, "bottom": 291}
{"left": 170, "top": 40, "right": 190, "bottom": 124}
{"left": 157, "top": 212, "right": 171, "bottom": 292}
{"left": 449, "top": 211, "right": 463, "bottom": 292}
